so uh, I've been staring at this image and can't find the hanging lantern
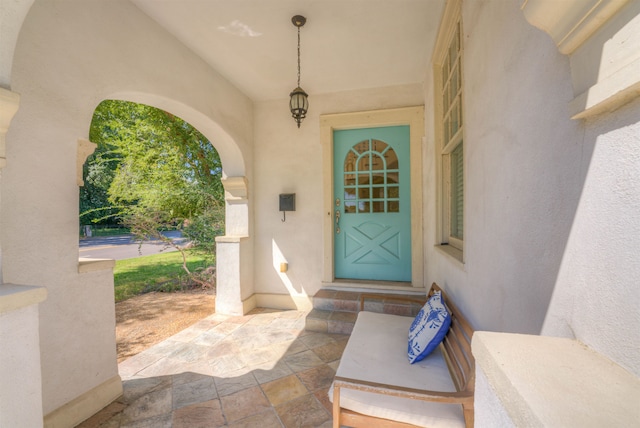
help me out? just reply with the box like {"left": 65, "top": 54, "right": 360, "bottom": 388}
{"left": 289, "top": 15, "right": 308, "bottom": 128}
{"left": 289, "top": 86, "right": 308, "bottom": 127}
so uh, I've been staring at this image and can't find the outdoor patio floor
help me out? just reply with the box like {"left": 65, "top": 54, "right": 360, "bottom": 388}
{"left": 77, "top": 308, "right": 349, "bottom": 428}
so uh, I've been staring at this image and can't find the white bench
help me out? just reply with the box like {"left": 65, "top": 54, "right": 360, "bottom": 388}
{"left": 330, "top": 283, "right": 475, "bottom": 428}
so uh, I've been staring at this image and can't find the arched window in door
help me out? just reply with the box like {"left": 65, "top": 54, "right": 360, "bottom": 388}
{"left": 343, "top": 139, "right": 399, "bottom": 214}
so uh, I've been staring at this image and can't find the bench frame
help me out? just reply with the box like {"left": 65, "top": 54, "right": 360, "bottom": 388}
{"left": 332, "top": 283, "right": 475, "bottom": 428}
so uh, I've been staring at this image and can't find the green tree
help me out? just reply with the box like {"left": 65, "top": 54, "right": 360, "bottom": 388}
{"left": 81, "top": 100, "right": 225, "bottom": 254}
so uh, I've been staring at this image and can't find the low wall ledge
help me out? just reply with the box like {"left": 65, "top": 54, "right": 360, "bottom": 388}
{"left": 570, "top": 57, "right": 640, "bottom": 119}
{"left": 215, "top": 235, "right": 249, "bottom": 243}
{"left": 78, "top": 257, "right": 116, "bottom": 273}
{"left": 0, "top": 283, "right": 47, "bottom": 314}
{"left": 472, "top": 331, "right": 640, "bottom": 427}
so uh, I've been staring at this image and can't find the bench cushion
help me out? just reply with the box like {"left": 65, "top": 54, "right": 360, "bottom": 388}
{"left": 329, "top": 311, "right": 465, "bottom": 427}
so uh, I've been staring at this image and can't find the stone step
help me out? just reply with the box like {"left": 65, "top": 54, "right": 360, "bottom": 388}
{"left": 305, "top": 289, "right": 426, "bottom": 334}
{"left": 305, "top": 309, "right": 358, "bottom": 335}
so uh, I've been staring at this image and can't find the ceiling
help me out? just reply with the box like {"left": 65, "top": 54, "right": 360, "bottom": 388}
{"left": 131, "top": 0, "right": 444, "bottom": 102}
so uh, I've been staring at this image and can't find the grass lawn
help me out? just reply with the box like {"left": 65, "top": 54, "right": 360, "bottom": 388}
{"left": 114, "top": 250, "right": 213, "bottom": 302}
{"left": 92, "top": 227, "right": 131, "bottom": 237}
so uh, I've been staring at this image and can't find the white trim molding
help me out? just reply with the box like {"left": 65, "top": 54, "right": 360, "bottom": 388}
{"left": 570, "top": 57, "right": 640, "bottom": 119}
{"left": 0, "top": 283, "right": 47, "bottom": 316}
{"left": 520, "top": 0, "right": 630, "bottom": 55}
{"left": 222, "top": 176, "right": 248, "bottom": 200}
{"left": 43, "top": 375, "right": 123, "bottom": 428}
{"left": 520, "top": 0, "right": 640, "bottom": 119}
{"left": 0, "top": 88, "right": 20, "bottom": 168}
{"left": 77, "top": 139, "right": 97, "bottom": 186}
{"left": 78, "top": 258, "right": 116, "bottom": 273}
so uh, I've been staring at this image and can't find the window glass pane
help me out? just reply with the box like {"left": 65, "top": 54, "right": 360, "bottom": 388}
{"left": 344, "top": 151, "right": 357, "bottom": 172}
{"left": 344, "top": 201, "right": 356, "bottom": 213}
{"left": 371, "top": 187, "right": 385, "bottom": 198}
{"left": 451, "top": 100, "right": 460, "bottom": 136}
{"left": 357, "top": 154, "right": 370, "bottom": 171}
{"left": 344, "top": 174, "right": 355, "bottom": 186}
{"left": 385, "top": 148, "right": 398, "bottom": 170}
{"left": 451, "top": 64, "right": 459, "bottom": 98}
{"left": 456, "top": 61, "right": 462, "bottom": 98}
{"left": 443, "top": 81, "right": 450, "bottom": 111}
{"left": 458, "top": 91, "right": 463, "bottom": 129}
{"left": 388, "top": 201, "right": 399, "bottom": 212}
{"left": 372, "top": 201, "right": 385, "bottom": 213}
{"left": 371, "top": 154, "right": 384, "bottom": 170}
{"left": 372, "top": 139, "right": 387, "bottom": 153}
{"left": 444, "top": 116, "right": 451, "bottom": 144}
{"left": 353, "top": 140, "right": 369, "bottom": 154}
{"left": 450, "top": 142, "right": 464, "bottom": 240}
{"left": 358, "top": 188, "right": 370, "bottom": 199}
{"left": 450, "top": 81, "right": 458, "bottom": 112}
{"left": 449, "top": 23, "right": 459, "bottom": 71}
{"left": 449, "top": 41, "right": 456, "bottom": 72}
{"left": 387, "top": 186, "right": 399, "bottom": 198}
{"left": 358, "top": 174, "right": 369, "bottom": 185}
{"left": 371, "top": 173, "right": 385, "bottom": 185}
{"left": 387, "top": 172, "right": 399, "bottom": 184}
{"left": 344, "top": 188, "right": 356, "bottom": 200}
{"left": 358, "top": 201, "right": 370, "bottom": 213}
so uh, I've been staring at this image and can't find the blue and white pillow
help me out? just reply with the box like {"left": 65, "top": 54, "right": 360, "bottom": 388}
{"left": 408, "top": 291, "right": 451, "bottom": 364}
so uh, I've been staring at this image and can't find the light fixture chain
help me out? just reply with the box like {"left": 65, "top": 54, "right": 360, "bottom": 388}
{"left": 297, "top": 26, "right": 301, "bottom": 87}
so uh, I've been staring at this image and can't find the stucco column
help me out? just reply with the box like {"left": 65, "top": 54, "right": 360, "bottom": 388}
{"left": 215, "top": 177, "right": 254, "bottom": 315}
{"left": 0, "top": 88, "right": 46, "bottom": 427}
{"left": 0, "top": 88, "right": 21, "bottom": 281}
{"left": 0, "top": 285, "right": 47, "bottom": 427}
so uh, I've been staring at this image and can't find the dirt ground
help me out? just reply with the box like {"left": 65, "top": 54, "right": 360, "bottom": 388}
{"left": 115, "top": 290, "right": 216, "bottom": 363}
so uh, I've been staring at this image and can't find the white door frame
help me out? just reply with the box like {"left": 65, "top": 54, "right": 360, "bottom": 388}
{"left": 320, "top": 106, "right": 425, "bottom": 289}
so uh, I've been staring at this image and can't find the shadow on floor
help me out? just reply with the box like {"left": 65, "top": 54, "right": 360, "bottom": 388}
{"left": 77, "top": 308, "right": 349, "bottom": 427}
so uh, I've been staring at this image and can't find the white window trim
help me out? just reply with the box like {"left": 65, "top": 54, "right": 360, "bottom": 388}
{"left": 433, "top": 0, "right": 464, "bottom": 262}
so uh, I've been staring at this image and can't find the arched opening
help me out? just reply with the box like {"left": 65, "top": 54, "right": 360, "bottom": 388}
{"left": 95, "top": 95, "right": 252, "bottom": 316}
{"left": 80, "top": 99, "right": 230, "bottom": 361}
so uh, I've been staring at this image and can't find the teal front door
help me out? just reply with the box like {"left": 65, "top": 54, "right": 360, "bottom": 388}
{"left": 334, "top": 126, "right": 411, "bottom": 282}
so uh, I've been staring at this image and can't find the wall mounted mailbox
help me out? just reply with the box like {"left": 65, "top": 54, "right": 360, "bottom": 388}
{"left": 279, "top": 193, "right": 295, "bottom": 222}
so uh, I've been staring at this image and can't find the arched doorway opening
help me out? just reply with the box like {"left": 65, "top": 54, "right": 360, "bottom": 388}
{"left": 80, "top": 99, "right": 225, "bottom": 361}
{"left": 97, "top": 94, "right": 252, "bottom": 316}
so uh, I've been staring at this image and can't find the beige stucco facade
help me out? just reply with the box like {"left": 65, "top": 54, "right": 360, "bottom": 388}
{"left": 0, "top": 0, "right": 638, "bottom": 426}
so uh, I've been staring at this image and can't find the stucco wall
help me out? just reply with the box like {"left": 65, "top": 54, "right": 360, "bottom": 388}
{"left": 539, "top": 0, "right": 640, "bottom": 377}
{"left": 5, "top": 0, "right": 252, "bottom": 416}
{"left": 0, "top": 0, "right": 34, "bottom": 88}
{"left": 568, "top": 0, "right": 640, "bottom": 100}
{"left": 0, "top": 303, "right": 43, "bottom": 427}
{"left": 423, "top": 0, "right": 640, "bottom": 378}
{"left": 542, "top": 96, "right": 640, "bottom": 376}
{"left": 252, "top": 85, "right": 424, "bottom": 306}
{"left": 424, "top": 0, "right": 585, "bottom": 334}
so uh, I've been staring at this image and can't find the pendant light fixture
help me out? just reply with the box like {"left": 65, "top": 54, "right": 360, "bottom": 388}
{"left": 289, "top": 15, "right": 308, "bottom": 128}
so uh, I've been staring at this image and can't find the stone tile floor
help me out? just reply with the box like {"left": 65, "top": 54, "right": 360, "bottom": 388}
{"left": 77, "top": 308, "right": 348, "bottom": 428}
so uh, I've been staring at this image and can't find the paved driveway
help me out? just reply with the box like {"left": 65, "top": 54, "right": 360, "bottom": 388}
{"left": 79, "top": 231, "right": 188, "bottom": 260}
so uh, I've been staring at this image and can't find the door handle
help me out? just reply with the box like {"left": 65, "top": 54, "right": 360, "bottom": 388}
{"left": 335, "top": 198, "right": 341, "bottom": 234}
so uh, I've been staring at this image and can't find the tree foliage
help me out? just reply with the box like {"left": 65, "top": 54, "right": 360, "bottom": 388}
{"left": 81, "top": 100, "right": 225, "bottom": 257}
